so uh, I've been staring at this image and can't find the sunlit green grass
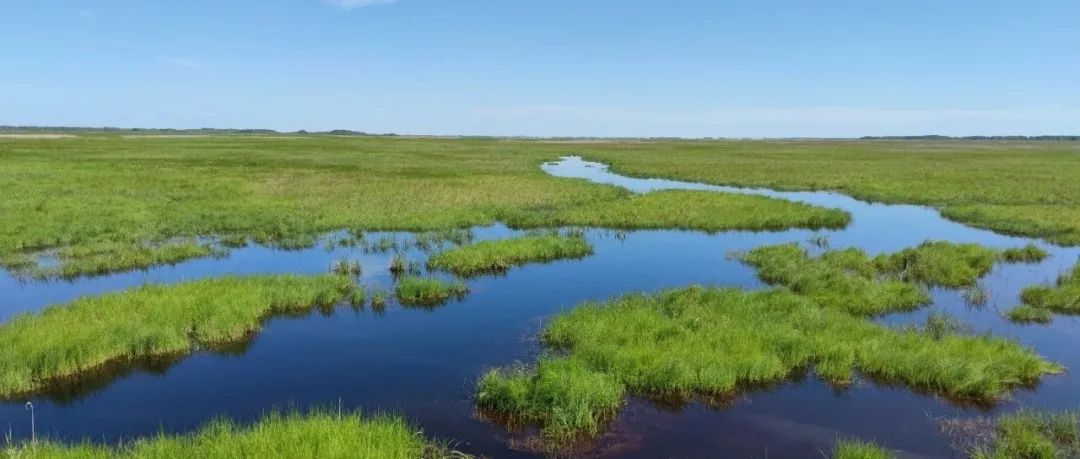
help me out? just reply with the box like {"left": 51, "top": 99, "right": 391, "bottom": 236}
{"left": 394, "top": 276, "right": 468, "bottom": 307}
{"left": 6, "top": 136, "right": 1071, "bottom": 276}
{"left": 742, "top": 242, "right": 1043, "bottom": 316}
{"left": 968, "top": 410, "right": 1080, "bottom": 458}
{"left": 501, "top": 189, "right": 850, "bottom": 232}
{"left": 476, "top": 287, "right": 1061, "bottom": 442}
{"left": 873, "top": 241, "right": 1002, "bottom": 288}
{"left": 740, "top": 243, "right": 930, "bottom": 315}
{"left": 1018, "top": 261, "right": 1080, "bottom": 321}
{"left": 577, "top": 140, "right": 1080, "bottom": 245}
{"left": 427, "top": 233, "right": 593, "bottom": 276}
{"left": 831, "top": 439, "right": 894, "bottom": 459}
{"left": 0, "top": 275, "right": 353, "bottom": 397}
{"left": 3, "top": 409, "right": 459, "bottom": 459}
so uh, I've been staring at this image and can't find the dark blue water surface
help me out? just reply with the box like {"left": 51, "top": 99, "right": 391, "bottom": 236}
{"left": 1, "top": 156, "right": 1078, "bottom": 458}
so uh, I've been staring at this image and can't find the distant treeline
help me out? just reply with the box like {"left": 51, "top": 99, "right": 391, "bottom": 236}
{"left": 860, "top": 135, "right": 1080, "bottom": 141}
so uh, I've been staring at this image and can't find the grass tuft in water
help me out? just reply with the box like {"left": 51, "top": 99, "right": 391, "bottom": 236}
{"left": 3, "top": 240, "right": 227, "bottom": 280}
{"left": 427, "top": 233, "right": 593, "bottom": 276}
{"left": 740, "top": 244, "right": 930, "bottom": 315}
{"left": 1000, "top": 244, "right": 1050, "bottom": 263}
{"left": 0, "top": 274, "right": 353, "bottom": 397}
{"left": 330, "top": 258, "right": 362, "bottom": 276}
{"left": 1005, "top": 305, "right": 1054, "bottom": 324}
{"left": 831, "top": 439, "right": 894, "bottom": 459}
{"left": 1018, "top": 260, "right": 1080, "bottom": 320}
{"left": 476, "top": 287, "right": 1061, "bottom": 442}
{"left": 3, "top": 408, "right": 463, "bottom": 458}
{"left": 943, "top": 410, "right": 1080, "bottom": 459}
{"left": 872, "top": 241, "right": 1001, "bottom": 288}
{"left": 476, "top": 358, "right": 625, "bottom": 442}
{"left": 394, "top": 276, "right": 468, "bottom": 307}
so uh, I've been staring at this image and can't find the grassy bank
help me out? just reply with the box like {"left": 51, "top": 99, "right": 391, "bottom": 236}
{"left": 6, "top": 136, "right": 1072, "bottom": 276}
{"left": 427, "top": 233, "right": 593, "bottom": 276}
{"left": 0, "top": 275, "right": 353, "bottom": 397}
{"left": 3, "top": 409, "right": 460, "bottom": 459}
{"left": 577, "top": 140, "right": 1080, "bottom": 245}
{"left": 476, "top": 287, "right": 1061, "bottom": 441}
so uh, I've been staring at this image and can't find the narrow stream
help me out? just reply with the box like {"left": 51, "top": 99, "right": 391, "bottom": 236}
{"left": 0, "top": 156, "right": 1077, "bottom": 458}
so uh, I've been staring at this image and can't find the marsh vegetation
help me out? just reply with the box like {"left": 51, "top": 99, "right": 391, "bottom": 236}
{"left": 427, "top": 232, "right": 593, "bottom": 276}
{"left": 0, "top": 275, "right": 353, "bottom": 397}
{"left": 476, "top": 287, "right": 1060, "bottom": 443}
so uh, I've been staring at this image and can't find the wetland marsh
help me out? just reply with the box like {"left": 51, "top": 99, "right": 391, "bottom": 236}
{"left": 3, "top": 136, "right": 1080, "bottom": 458}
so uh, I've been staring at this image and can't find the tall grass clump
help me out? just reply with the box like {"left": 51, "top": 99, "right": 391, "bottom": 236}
{"left": 1005, "top": 305, "right": 1054, "bottom": 324}
{"left": 428, "top": 233, "right": 593, "bottom": 276}
{"left": 394, "top": 276, "right": 468, "bottom": 307}
{"left": 1019, "top": 260, "right": 1080, "bottom": 317}
{"left": 831, "top": 439, "right": 894, "bottom": 459}
{"left": 873, "top": 241, "right": 1001, "bottom": 288}
{"left": 476, "top": 358, "right": 625, "bottom": 442}
{"left": 958, "top": 410, "right": 1080, "bottom": 458}
{"left": 477, "top": 287, "right": 1061, "bottom": 442}
{"left": 0, "top": 274, "right": 353, "bottom": 397}
{"left": 3, "top": 408, "right": 460, "bottom": 458}
{"left": 1000, "top": 244, "right": 1050, "bottom": 263}
{"left": 740, "top": 244, "right": 930, "bottom": 315}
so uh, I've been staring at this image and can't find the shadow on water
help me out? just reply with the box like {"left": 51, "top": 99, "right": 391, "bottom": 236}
{"left": 0, "top": 156, "right": 1079, "bottom": 457}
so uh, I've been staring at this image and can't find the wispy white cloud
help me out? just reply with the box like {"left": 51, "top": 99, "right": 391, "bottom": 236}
{"left": 159, "top": 57, "right": 202, "bottom": 69}
{"left": 324, "top": 0, "right": 398, "bottom": 9}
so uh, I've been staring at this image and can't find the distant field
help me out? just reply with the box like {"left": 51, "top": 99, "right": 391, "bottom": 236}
{"left": 1, "top": 135, "right": 1078, "bottom": 275}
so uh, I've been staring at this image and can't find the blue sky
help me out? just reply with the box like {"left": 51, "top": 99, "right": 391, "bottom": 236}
{"left": 2, "top": 0, "right": 1077, "bottom": 137}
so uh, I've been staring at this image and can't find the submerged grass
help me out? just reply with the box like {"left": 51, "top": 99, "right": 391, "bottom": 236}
{"left": 3, "top": 409, "right": 458, "bottom": 459}
{"left": 477, "top": 287, "right": 1061, "bottom": 442}
{"left": 427, "top": 233, "right": 593, "bottom": 276}
{"left": 0, "top": 274, "right": 353, "bottom": 397}
{"left": 394, "top": 276, "right": 468, "bottom": 307}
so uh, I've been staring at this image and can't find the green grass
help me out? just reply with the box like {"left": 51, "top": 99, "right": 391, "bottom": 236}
{"left": 872, "top": 241, "right": 1002, "bottom": 288}
{"left": 0, "top": 136, "right": 860, "bottom": 277}
{"left": 476, "top": 287, "right": 1061, "bottom": 441}
{"left": 740, "top": 244, "right": 931, "bottom": 315}
{"left": 741, "top": 242, "right": 1043, "bottom": 316}
{"left": 970, "top": 410, "right": 1080, "bottom": 459}
{"left": 1006, "top": 305, "right": 1054, "bottom": 324}
{"left": 832, "top": 439, "right": 894, "bottom": 459}
{"left": 3, "top": 409, "right": 459, "bottom": 459}
{"left": 476, "top": 358, "right": 625, "bottom": 442}
{"left": 0, "top": 274, "right": 353, "bottom": 397}
{"left": 394, "top": 276, "right": 468, "bottom": 307}
{"left": 576, "top": 140, "right": 1080, "bottom": 245}
{"left": 1000, "top": 244, "right": 1050, "bottom": 263}
{"left": 502, "top": 189, "right": 850, "bottom": 232}
{"left": 1019, "top": 260, "right": 1080, "bottom": 316}
{"left": 8, "top": 240, "right": 225, "bottom": 280}
{"left": 427, "top": 233, "right": 593, "bottom": 276}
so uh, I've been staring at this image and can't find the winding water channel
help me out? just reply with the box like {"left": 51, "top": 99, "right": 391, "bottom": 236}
{"left": 2, "top": 156, "right": 1078, "bottom": 457}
